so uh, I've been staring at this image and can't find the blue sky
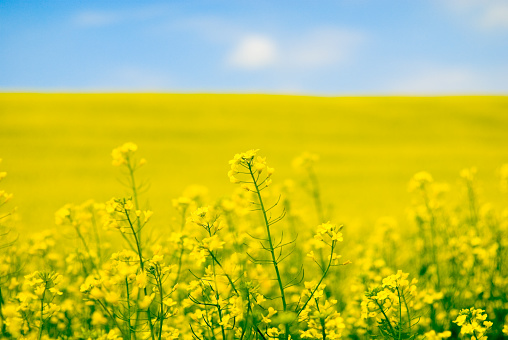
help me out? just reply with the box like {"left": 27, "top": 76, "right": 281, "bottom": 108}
{"left": 1, "top": 0, "right": 507, "bottom": 94}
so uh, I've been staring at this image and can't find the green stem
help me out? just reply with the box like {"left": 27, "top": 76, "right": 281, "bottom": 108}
{"left": 374, "top": 299, "right": 396, "bottom": 338}
{"left": 248, "top": 163, "right": 288, "bottom": 339}
{"left": 124, "top": 208, "right": 156, "bottom": 340}
{"left": 90, "top": 207, "right": 103, "bottom": 265}
{"left": 126, "top": 158, "right": 142, "bottom": 242}
{"left": 422, "top": 189, "right": 441, "bottom": 289}
{"left": 96, "top": 299, "right": 128, "bottom": 339}
{"left": 396, "top": 287, "right": 402, "bottom": 340}
{"left": 208, "top": 250, "right": 239, "bottom": 295}
{"left": 315, "top": 301, "right": 327, "bottom": 340}
{"left": 466, "top": 180, "right": 478, "bottom": 226}
{"left": 0, "top": 286, "right": 5, "bottom": 324}
{"left": 401, "top": 289, "right": 412, "bottom": 336}
{"left": 74, "top": 222, "right": 99, "bottom": 273}
{"left": 38, "top": 287, "right": 46, "bottom": 340}
{"left": 173, "top": 210, "right": 187, "bottom": 285}
{"left": 157, "top": 268, "right": 164, "bottom": 340}
{"left": 212, "top": 259, "right": 227, "bottom": 340}
{"left": 297, "top": 242, "right": 335, "bottom": 317}
{"left": 309, "top": 169, "right": 325, "bottom": 223}
{"left": 126, "top": 278, "right": 132, "bottom": 340}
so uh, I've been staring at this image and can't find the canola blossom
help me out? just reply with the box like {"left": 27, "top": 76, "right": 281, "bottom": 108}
{"left": 0, "top": 144, "right": 507, "bottom": 339}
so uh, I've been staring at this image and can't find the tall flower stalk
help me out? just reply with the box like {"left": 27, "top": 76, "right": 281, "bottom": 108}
{"left": 229, "top": 150, "right": 291, "bottom": 338}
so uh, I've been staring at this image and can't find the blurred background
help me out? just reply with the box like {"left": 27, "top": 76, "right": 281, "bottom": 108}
{"left": 1, "top": 0, "right": 508, "bottom": 94}
{"left": 1, "top": 1, "right": 507, "bottom": 233}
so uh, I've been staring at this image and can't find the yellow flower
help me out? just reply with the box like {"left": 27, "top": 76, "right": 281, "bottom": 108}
{"left": 408, "top": 171, "right": 433, "bottom": 192}
{"left": 34, "top": 285, "right": 45, "bottom": 298}
{"left": 91, "top": 311, "right": 108, "bottom": 326}
{"left": 111, "top": 142, "right": 138, "bottom": 166}
{"left": 267, "top": 327, "right": 280, "bottom": 338}
{"left": 136, "top": 270, "right": 147, "bottom": 289}
{"left": 424, "top": 330, "right": 452, "bottom": 339}
{"left": 89, "top": 287, "right": 104, "bottom": 299}
{"left": 261, "top": 307, "right": 277, "bottom": 324}
{"left": 460, "top": 167, "right": 477, "bottom": 181}
{"left": 454, "top": 307, "right": 491, "bottom": 336}
{"left": 143, "top": 210, "right": 153, "bottom": 223}
{"left": 49, "top": 287, "right": 63, "bottom": 295}
{"left": 163, "top": 298, "right": 177, "bottom": 307}
{"left": 139, "top": 293, "right": 155, "bottom": 309}
{"left": 105, "top": 291, "right": 120, "bottom": 305}
{"left": 202, "top": 235, "right": 225, "bottom": 251}
{"left": 219, "top": 314, "right": 231, "bottom": 327}
{"left": 124, "top": 199, "right": 134, "bottom": 210}
{"left": 24, "top": 272, "right": 44, "bottom": 286}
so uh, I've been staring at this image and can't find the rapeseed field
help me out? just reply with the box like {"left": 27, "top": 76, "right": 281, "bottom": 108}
{"left": 1, "top": 94, "right": 508, "bottom": 339}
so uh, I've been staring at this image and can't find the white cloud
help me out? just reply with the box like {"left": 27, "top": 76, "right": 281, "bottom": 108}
{"left": 228, "top": 35, "right": 278, "bottom": 69}
{"left": 441, "top": 0, "right": 508, "bottom": 31}
{"left": 73, "top": 6, "right": 168, "bottom": 28}
{"left": 384, "top": 63, "right": 508, "bottom": 94}
{"left": 385, "top": 67, "right": 478, "bottom": 94}
{"left": 287, "top": 28, "right": 364, "bottom": 69}
{"left": 95, "top": 66, "right": 172, "bottom": 90}
{"left": 74, "top": 11, "right": 120, "bottom": 27}
{"left": 479, "top": 2, "right": 508, "bottom": 29}
{"left": 226, "top": 28, "right": 364, "bottom": 71}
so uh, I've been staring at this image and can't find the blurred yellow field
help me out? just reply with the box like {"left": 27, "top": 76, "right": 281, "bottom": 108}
{"left": 2, "top": 94, "right": 508, "bottom": 232}
{"left": 1, "top": 94, "right": 508, "bottom": 339}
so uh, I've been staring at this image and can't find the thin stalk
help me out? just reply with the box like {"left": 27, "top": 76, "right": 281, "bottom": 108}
{"left": 74, "top": 223, "right": 99, "bottom": 273}
{"left": 96, "top": 299, "right": 128, "bottom": 339}
{"left": 157, "top": 268, "right": 165, "bottom": 340}
{"left": 401, "top": 289, "right": 412, "bottom": 336}
{"left": 396, "top": 287, "right": 402, "bottom": 340}
{"left": 374, "top": 300, "right": 396, "bottom": 338}
{"left": 309, "top": 169, "right": 325, "bottom": 223}
{"left": 466, "top": 181, "right": 478, "bottom": 226}
{"left": 125, "top": 278, "right": 132, "bottom": 340}
{"left": 173, "top": 209, "right": 187, "bottom": 285}
{"left": 248, "top": 163, "right": 288, "bottom": 339}
{"left": 212, "top": 259, "right": 227, "bottom": 340}
{"left": 207, "top": 250, "right": 239, "bottom": 295}
{"left": 246, "top": 292, "right": 267, "bottom": 340}
{"left": 124, "top": 209, "right": 156, "bottom": 340}
{"left": 422, "top": 190, "right": 441, "bottom": 289}
{"left": 38, "top": 287, "right": 46, "bottom": 340}
{"left": 204, "top": 226, "right": 228, "bottom": 340}
{"left": 296, "top": 242, "right": 335, "bottom": 317}
{"left": 315, "top": 301, "right": 327, "bottom": 340}
{"left": 90, "top": 208, "right": 103, "bottom": 265}
{"left": 0, "top": 286, "right": 4, "bottom": 325}
{"left": 126, "top": 159, "right": 142, "bottom": 242}
{"left": 320, "top": 317, "right": 327, "bottom": 340}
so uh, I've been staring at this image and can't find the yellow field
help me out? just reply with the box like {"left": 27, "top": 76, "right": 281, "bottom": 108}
{"left": 1, "top": 94, "right": 508, "bottom": 232}
{"left": 1, "top": 94, "right": 508, "bottom": 339}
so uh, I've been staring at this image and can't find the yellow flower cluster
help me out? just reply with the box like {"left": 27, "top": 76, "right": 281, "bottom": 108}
{"left": 408, "top": 171, "right": 433, "bottom": 192}
{"left": 424, "top": 330, "right": 452, "bottom": 339}
{"left": 362, "top": 270, "right": 419, "bottom": 339}
{"left": 228, "top": 149, "right": 274, "bottom": 191}
{"left": 453, "top": 307, "right": 492, "bottom": 339}
{"left": 111, "top": 142, "right": 138, "bottom": 166}
{"left": 315, "top": 222, "right": 343, "bottom": 243}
